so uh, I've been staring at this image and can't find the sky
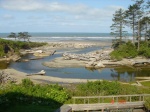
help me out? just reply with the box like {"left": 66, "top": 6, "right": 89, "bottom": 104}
{"left": 0, "top": 0, "right": 135, "bottom": 33}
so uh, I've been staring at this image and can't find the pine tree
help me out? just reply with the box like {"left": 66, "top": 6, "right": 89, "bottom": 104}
{"left": 110, "top": 8, "right": 127, "bottom": 43}
{"left": 125, "top": 1, "right": 144, "bottom": 43}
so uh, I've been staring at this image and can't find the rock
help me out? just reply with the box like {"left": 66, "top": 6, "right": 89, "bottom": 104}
{"left": 85, "top": 61, "right": 95, "bottom": 68}
{"left": 95, "top": 62, "right": 105, "bottom": 68}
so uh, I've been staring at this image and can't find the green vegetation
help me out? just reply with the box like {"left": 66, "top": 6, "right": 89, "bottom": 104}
{"left": 0, "top": 38, "right": 47, "bottom": 57}
{"left": 145, "top": 97, "right": 150, "bottom": 110}
{"left": 0, "top": 79, "right": 150, "bottom": 111}
{"left": 8, "top": 32, "right": 31, "bottom": 42}
{"left": 110, "top": 0, "right": 150, "bottom": 60}
{"left": 141, "top": 81, "right": 150, "bottom": 87}
{"left": 68, "top": 80, "right": 150, "bottom": 97}
{"left": 110, "top": 41, "right": 150, "bottom": 60}
{"left": 0, "top": 79, "right": 69, "bottom": 112}
{"left": 110, "top": 41, "right": 138, "bottom": 60}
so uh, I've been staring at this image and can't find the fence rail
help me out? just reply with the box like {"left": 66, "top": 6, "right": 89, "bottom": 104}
{"left": 72, "top": 94, "right": 150, "bottom": 104}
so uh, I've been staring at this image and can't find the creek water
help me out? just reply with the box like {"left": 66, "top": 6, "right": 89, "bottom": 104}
{"left": 4, "top": 46, "right": 149, "bottom": 83}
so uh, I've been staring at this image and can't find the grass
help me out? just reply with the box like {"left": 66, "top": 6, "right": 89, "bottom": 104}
{"left": 141, "top": 81, "right": 150, "bottom": 87}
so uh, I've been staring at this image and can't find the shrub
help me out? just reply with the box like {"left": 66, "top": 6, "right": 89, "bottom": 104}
{"left": 21, "top": 78, "right": 34, "bottom": 87}
{"left": 0, "top": 39, "right": 46, "bottom": 57}
{"left": 110, "top": 41, "right": 138, "bottom": 60}
{"left": 138, "top": 42, "right": 150, "bottom": 58}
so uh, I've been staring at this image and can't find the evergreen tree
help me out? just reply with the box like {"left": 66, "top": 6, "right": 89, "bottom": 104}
{"left": 110, "top": 8, "right": 127, "bottom": 43}
{"left": 125, "top": 0, "right": 144, "bottom": 43}
{"left": 18, "top": 32, "right": 31, "bottom": 42}
{"left": 7, "top": 32, "right": 17, "bottom": 40}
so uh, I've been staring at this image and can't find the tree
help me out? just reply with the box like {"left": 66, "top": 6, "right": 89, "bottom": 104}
{"left": 18, "top": 32, "right": 31, "bottom": 42}
{"left": 140, "top": 17, "right": 150, "bottom": 41}
{"left": 18, "top": 32, "right": 25, "bottom": 41}
{"left": 110, "top": 8, "right": 127, "bottom": 43}
{"left": 7, "top": 32, "right": 17, "bottom": 40}
{"left": 23, "top": 32, "right": 31, "bottom": 42}
{"left": 125, "top": 0, "right": 144, "bottom": 43}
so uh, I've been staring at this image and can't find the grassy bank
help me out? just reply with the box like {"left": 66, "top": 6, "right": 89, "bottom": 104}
{"left": 0, "top": 38, "right": 47, "bottom": 57}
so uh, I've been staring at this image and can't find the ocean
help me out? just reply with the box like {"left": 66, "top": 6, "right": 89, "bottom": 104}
{"left": 0, "top": 32, "right": 132, "bottom": 42}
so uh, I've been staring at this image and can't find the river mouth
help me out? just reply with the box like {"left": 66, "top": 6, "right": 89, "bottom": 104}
{"left": 4, "top": 46, "right": 150, "bottom": 83}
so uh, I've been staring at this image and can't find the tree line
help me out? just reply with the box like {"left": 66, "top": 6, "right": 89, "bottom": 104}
{"left": 111, "top": 0, "right": 150, "bottom": 50}
{"left": 8, "top": 32, "right": 31, "bottom": 42}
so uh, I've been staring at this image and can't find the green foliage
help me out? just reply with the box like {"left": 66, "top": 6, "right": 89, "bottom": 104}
{"left": 73, "top": 80, "right": 122, "bottom": 96}
{"left": 21, "top": 78, "right": 34, "bottom": 87}
{"left": 145, "top": 97, "right": 150, "bottom": 110}
{"left": 110, "top": 8, "right": 127, "bottom": 41}
{"left": 138, "top": 41, "right": 150, "bottom": 58}
{"left": 0, "top": 79, "right": 69, "bottom": 111}
{"left": 141, "top": 81, "right": 150, "bottom": 87}
{"left": 110, "top": 41, "right": 138, "bottom": 60}
{"left": 0, "top": 39, "right": 46, "bottom": 57}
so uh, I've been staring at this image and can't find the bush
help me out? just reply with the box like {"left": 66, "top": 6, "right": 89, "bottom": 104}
{"left": 138, "top": 42, "right": 150, "bottom": 58}
{"left": 75, "top": 80, "right": 121, "bottom": 96}
{"left": 0, "top": 39, "right": 47, "bottom": 57}
{"left": 21, "top": 78, "right": 34, "bottom": 87}
{"left": 110, "top": 41, "right": 138, "bottom": 60}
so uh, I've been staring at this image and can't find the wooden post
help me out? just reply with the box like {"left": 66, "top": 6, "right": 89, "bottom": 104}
{"left": 139, "top": 96, "right": 141, "bottom": 101}
{"left": 130, "top": 96, "right": 131, "bottom": 102}
{"left": 74, "top": 98, "right": 75, "bottom": 104}
{"left": 98, "top": 97, "right": 100, "bottom": 103}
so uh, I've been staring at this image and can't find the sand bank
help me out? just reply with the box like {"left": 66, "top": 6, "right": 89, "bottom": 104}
{"left": 3, "top": 69, "right": 100, "bottom": 84}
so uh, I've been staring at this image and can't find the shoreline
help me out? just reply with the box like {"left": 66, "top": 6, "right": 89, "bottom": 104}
{"left": 1, "top": 40, "right": 150, "bottom": 85}
{"left": 3, "top": 68, "right": 101, "bottom": 84}
{"left": 1, "top": 41, "right": 110, "bottom": 84}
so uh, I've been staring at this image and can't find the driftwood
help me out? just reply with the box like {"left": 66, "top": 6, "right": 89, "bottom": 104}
{"left": 26, "top": 70, "right": 46, "bottom": 76}
{"left": 30, "top": 57, "right": 43, "bottom": 60}
{"left": 131, "top": 61, "right": 150, "bottom": 66}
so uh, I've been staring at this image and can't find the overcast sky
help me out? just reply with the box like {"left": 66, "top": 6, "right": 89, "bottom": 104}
{"left": 0, "top": 0, "right": 135, "bottom": 33}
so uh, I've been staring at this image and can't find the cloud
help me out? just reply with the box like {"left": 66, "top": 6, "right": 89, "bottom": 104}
{"left": 0, "top": 0, "right": 122, "bottom": 19}
{"left": 0, "top": 0, "right": 124, "bottom": 32}
{"left": 1, "top": 14, "right": 14, "bottom": 20}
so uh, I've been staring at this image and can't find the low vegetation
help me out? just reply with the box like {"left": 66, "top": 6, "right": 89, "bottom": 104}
{"left": 0, "top": 79, "right": 69, "bottom": 112}
{"left": 110, "top": 41, "right": 150, "bottom": 60}
{"left": 0, "top": 38, "right": 47, "bottom": 57}
{"left": 0, "top": 79, "right": 150, "bottom": 111}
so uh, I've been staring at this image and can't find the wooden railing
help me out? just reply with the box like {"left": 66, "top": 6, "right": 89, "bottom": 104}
{"left": 72, "top": 94, "right": 150, "bottom": 104}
